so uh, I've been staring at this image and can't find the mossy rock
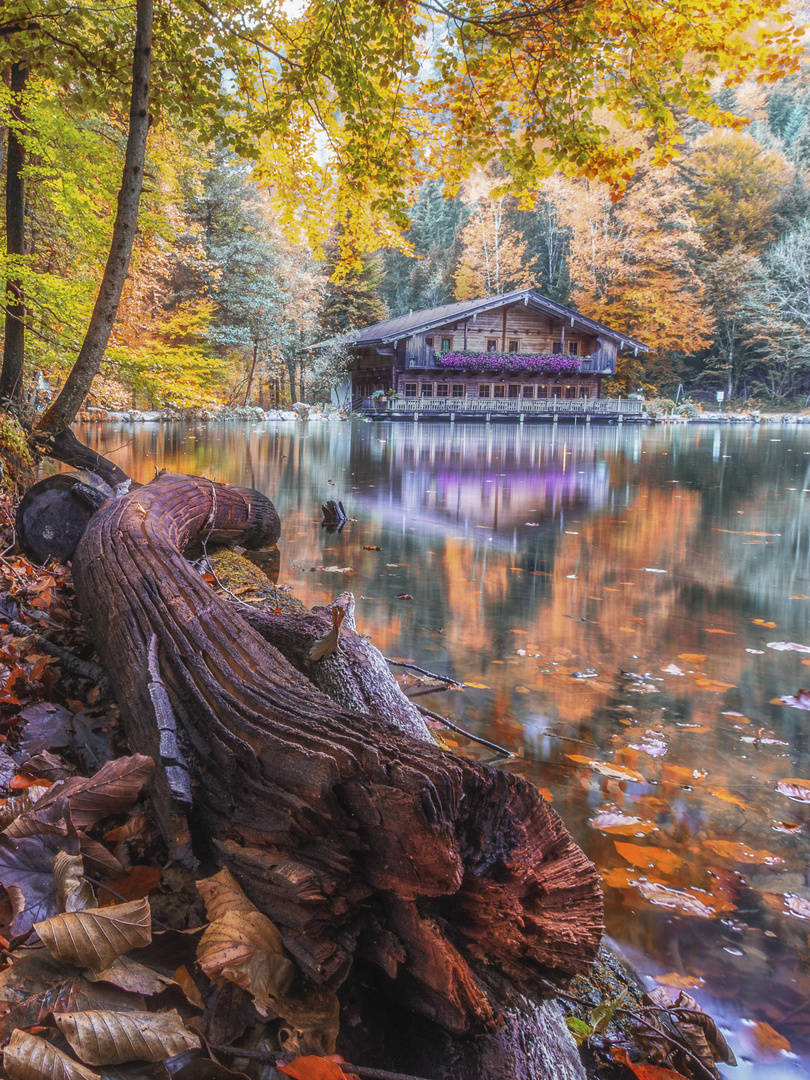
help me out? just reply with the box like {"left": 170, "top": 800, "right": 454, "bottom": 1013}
{"left": 208, "top": 547, "right": 306, "bottom": 615}
{"left": 0, "top": 413, "right": 36, "bottom": 496}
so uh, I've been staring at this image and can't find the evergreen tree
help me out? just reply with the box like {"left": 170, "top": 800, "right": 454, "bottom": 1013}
{"left": 318, "top": 238, "right": 387, "bottom": 339}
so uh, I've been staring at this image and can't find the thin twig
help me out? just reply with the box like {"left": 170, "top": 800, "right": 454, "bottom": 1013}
{"left": 538, "top": 979, "right": 719, "bottom": 1080}
{"left": 209, "top": 1046, "right": 430, "bottom": 1080}
{"left": 415, "top": 703, "right": 512, "bottom": 756}
{"left": 385, "top": 658, "right": 462, "bottom": 687}
{"left": 82, "top": 874, "right": 176, "bottom": 934}
{"left": 2, "top": 616, "right": 108, "bottom": 689}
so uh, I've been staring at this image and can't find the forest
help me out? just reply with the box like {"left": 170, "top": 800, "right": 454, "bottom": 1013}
{"left": 2, "top": 1, "right": 810, "bottom": 413}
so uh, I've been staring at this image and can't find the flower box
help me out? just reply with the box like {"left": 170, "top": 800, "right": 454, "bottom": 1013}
{"left": 436, "top": 351, "right": 582, "bottom": 376}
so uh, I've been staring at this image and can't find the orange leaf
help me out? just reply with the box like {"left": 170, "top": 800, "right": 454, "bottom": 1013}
{"left": 677, "top": 653, "right": 705, "bottom": 663}
{"left": 325, "top": 1055, "right": 360, "bottom": 1080}
{"left": 612, "top": 1047, "right": 689, "bottom": 1079}
{"left": 655, "top": 973, "right": 705, "bottom": 989}
{"left": 707, "top": 787, "right": 749, "bottom": 809}
{"left": 614, "top": 842, "right": 683, "bottom": 874}
{"left": 567, "top": 755, "right": 645, "bottom": 783}
{"left": 98, "top": 866, "right": 162, "bottom": 906}
{"left": 703, "top": 840, "right": 782, "bottom": 866}
{"left": 278, "top": 1057, "right": 346, "bottom": 1080}
{"left": 693, "top": 678, "right": 736, "bottom": 691}
{"left": 463, "top": 682, "right": 490, "bottom": 689}
{"left": 739, "top": 1021, "right": 791, "bottom": 1063}
{"left": 8, "top": 775, "right": 52, "bottom": 791}
{"left": 751, "top": 619, "right": 777, "bottom": 628}
{"left": 703, "top": 628, "right": 735, "bottom": 634}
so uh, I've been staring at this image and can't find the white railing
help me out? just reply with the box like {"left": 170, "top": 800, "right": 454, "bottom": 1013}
{"left": 387, "top": 397, "right": 643, "bottom": 415}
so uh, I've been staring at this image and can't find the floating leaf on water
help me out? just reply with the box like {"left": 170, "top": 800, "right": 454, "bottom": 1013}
{"left": 738, "top": 1020, "right": 792, "bottom": 1063}
{"left": 54, "top": 1008, "right": 199, "bottom": 1065}
{"left": 784, "top": 894, "right": 810, "bottom": 920}
{"left": 772, "top": 821, "right": 802, "bottom": 834}
{"left": 779, "top": 690, "right": 810, "bottom": 710}
{"left": 395, "top": 593, "right": 413, "bottom": 600}
{"left": 362, "top": 546, "right": 381, "bottom": 551}
{"left": 590, "top": 813, "right": 658, "bottom": 835}
{"left": 655, "top": 973, "right": 705, "bottom": 989}
{"left": 678, "top": 653, "right": 706, "bottom": 663}
{"left": 615, "top": 842, "right": 684, "bottom": 874}
{"left": 661, "top": 664, "right": 685, "bottom": 675}
{"left": 745, "top": 648, "right": 765, "bottom": 654}
{"left": 777, "top": 778, "right": 810, "bottom": 802}
{"left": 707, "top": 787, "right": 749, "bottom": 810}
{"left": 751, "top": 619, "right": 777, "bottom": 628}
{"left": 599, "top": 866, "right": 640, "bottom": 889}
{"left": 703, "top": 629, "right": 736, "bottom": 635}
{"left": 790, "top": 595, "right": 810, "bottom": 600}
{"left": 566, "top": 755, "right": 645, "bottom": 783}
{"left": 3, "top": 1028, "right": 100, "bottom": 1080}
{"left": 768, "top": 641, "right": 810, "bottom": 653}
{"left": 463, "top": 682, "right": 490, "bottom": 690}
{"left": 693, "top": 678, "right": 736, "bottom": 692}
{"left": 635, "top": 881, "right": 736, "bottom": 918}
{"left": 703, "top": 840, "right": 783, "bottom": 866}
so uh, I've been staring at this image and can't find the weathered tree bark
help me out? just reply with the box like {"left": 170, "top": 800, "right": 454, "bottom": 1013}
{"left": 33, "top": 0, "right": 153, "bottom": 443}
{"left": 71, "top": 473, "right": 603, "bottom": 1061}
{"left": 1, "top": 62, "right": 27, "bottom": 406}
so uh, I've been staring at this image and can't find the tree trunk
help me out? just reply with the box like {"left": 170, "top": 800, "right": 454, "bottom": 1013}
{"left": 1, "top": 63, "right": 27, "bottom": 406}
{"left": 70, "top": 474, "right": 603, "bottom": 1066}
{"left": 245, "top": 344, "right": 259, "bottom": 406}
{"left": 33, "top": 0, "right": 153, "bottom": 443}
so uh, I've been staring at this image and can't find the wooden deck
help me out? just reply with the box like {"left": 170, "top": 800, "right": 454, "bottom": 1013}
{"left": 363, "top": 397, "right": 646, "bottom": 421}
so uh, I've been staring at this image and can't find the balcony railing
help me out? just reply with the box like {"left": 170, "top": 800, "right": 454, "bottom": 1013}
{"left": 385, "top": 397, "right": 643, "bottom": 415}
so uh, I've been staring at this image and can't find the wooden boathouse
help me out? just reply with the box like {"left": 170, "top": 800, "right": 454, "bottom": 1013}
{"left": 322, "top": 289, "right": 648, "bottom": 421}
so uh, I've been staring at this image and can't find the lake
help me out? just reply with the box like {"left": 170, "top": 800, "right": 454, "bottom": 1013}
{"left": 74, "top": 418, "right": 810, "bottom": 1077}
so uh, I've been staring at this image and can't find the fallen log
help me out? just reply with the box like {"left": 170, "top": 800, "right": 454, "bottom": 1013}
{"left": 69, "top": 473, "right": 603, "bottom": 1071}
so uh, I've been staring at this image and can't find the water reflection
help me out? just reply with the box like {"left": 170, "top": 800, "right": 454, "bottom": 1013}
{"left": 71, "top": 420, "right": 810, "bottom": 1075}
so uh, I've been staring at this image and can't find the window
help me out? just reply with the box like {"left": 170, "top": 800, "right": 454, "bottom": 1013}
{"left": 522, "top": 385, "right": 534, "bottom": 399}
{"left": 479, "top": 384, "right": 491, "bottom": 398}
{"left": 441, "top": 337, "right": 452, "bottom": 352}
{"left": 493, "top": 385, "right": 506, "bottom": 398}
{"left": 508, "top": 339, "right": 519, "bottom": 353}
{"left": 536, "top": 385, "right": 548, "bottom": 399}
{"left": 508, "top": 384, "right": 520, "bottom": 399}
{"left": 420, "top": 384, "right": 433, "bottom": 397}
{"left": 487, "top": 338, "right": 498, "bottom": 353}
{"left": 552, "top": 385, "right": 563, "bottom": 398}
{"left": 436, "top": 383, "right": 449, "bottom": 398}
{"left": 553, "top": 341, "right": 562, "bottom": 354}
{"left": 568, "top": 342, "right": 579, "bottom": 356}
{"left": 404, "top": 382, "right": 417, "bottom": 398}
{"left": 565, "top": 386, "right": 577, "bottom": 399}
{"left": 425, "top": 336, "right": 434, "bottom": 347}
{"left": 452, "top": 383, "right": 465, "bottom": 397}
{"left": 579, "top": 386, "right": 590, "bottom": 399}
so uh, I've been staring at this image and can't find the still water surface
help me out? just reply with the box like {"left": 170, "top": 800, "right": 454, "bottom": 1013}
{"left": 75, "top": 419, "right": 810, "bottom": 1077}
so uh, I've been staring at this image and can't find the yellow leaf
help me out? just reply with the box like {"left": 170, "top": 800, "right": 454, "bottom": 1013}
{"left": 614, "top": 842, "right": 684, "bottom": 874}
{"left": 463, "top": 682, "right": 491, "bottom": 689}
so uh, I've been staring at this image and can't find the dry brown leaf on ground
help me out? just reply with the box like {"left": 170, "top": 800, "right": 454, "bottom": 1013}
{"left": 84, "top": 954, "right": 176, "bottom": 996}
{"left": 34, "top": 897, "right": 152, "bottom": 970}
{"left": 33, "top": 755, "right": 155, "bottom": 828}
{"left": 3, "top": 1028, "right": 100, "bottom": 1080}
{"left": 53, "top": 851, "right": 96, "bottom": 913}
{"left": 54, "top": 1008, "right": 200, "bottom": 1064}
{"left": 196, "top": 868, "right": 338, "bottom": 1051}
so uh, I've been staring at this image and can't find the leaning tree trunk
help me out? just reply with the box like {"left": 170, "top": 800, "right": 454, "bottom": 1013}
{"left": 70, "top": 473, "right": 603, "bottom": 1072}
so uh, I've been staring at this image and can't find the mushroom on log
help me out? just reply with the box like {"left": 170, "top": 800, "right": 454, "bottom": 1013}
{"left": 70, "top": 473, "right": 603, "bottom": 1066}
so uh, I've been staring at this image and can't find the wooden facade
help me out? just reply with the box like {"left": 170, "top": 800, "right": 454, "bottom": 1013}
{"left": 320, "top": 290, "right": 647, "bottom": 410}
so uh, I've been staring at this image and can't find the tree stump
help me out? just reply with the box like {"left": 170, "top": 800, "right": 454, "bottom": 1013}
{"left": 70, "top": 473, "right": 603, "bottom": 1069}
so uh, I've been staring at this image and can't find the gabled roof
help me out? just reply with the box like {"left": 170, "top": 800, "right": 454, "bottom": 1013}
{"left": 315, "top": 289, "right": 648, "bottom": 352}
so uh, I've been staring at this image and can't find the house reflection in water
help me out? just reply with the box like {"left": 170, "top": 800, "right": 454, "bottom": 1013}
{"left": 348, "top": 421, "right": 613, "bottom": 538}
